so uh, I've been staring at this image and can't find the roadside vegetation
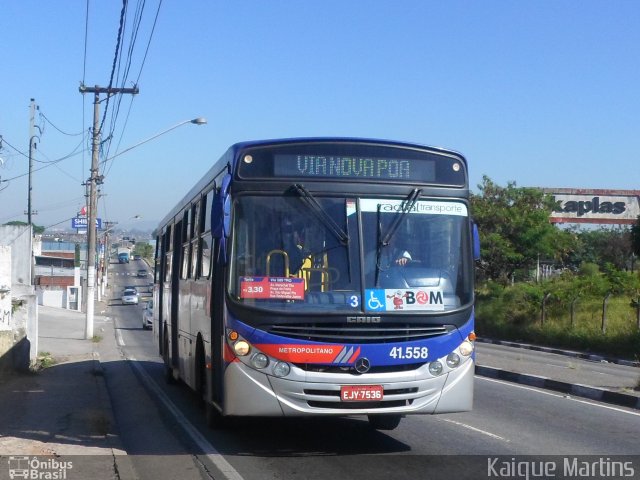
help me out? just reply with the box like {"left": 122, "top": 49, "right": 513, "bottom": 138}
{"left": 472, "top": 177, "right": 640, "bottom": 360}
{"left": 132, "top": 241, "right": 154, "bottom": 261}
{"left": 34, "top": 351, "right": 56, "bottom": 370}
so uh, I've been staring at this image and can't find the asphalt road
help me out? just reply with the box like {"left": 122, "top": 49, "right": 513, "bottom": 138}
{"left": 476, "top": 341, "right": 640, "bottom": 393}
{"left": 104, "top": 261, "right": 640, "bottom": 480}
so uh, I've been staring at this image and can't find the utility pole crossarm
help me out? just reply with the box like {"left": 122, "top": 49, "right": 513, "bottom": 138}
{"left": 79, "top": 84, "right": 140, "bottom": 96}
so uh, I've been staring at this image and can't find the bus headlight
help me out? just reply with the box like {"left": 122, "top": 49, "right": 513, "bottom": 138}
{"left": 446, "top": 353, "right": 460, "bottom": 368}
{"left": 428, "top": 361, "right": 443, "bottom": 376}
{"left": 233, "top": 340, "right": 251, "bottom": 356}
{"left": 273, "top": 361, "right": 291, "bottom": 377}
{"left": 459, "top": 340, "right": 474, "bottom": 356}
{"left": 251, "top": 353, "right": 269, "bottom": 369}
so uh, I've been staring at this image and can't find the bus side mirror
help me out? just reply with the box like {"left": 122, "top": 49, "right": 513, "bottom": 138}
{"left": 212, "top": 174, "right": 232, "bottom": 239}
{"left": 222, "top": 194, "right": 231, "bottom": 237}
{"left": 472, "top": 222, "right": 481, "bottom": 261}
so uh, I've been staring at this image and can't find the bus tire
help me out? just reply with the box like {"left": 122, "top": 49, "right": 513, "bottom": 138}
{"left": 163, "top": 333, "right": 176, "bottom": 384}
{"left": 195, "top": 339, "right": 206, "bottom": 407}
{"left": 367, "top": 414, "right": 402, "bottom": 431}
{"left": 205, "top": 403, "right": 228, "bottom": 429}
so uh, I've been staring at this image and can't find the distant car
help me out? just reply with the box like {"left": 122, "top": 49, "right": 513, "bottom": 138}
{"left": 133, "top": 254, "right": 142, "bottom": 260}
{"left": 121, "top": 288, "right": 139, "bottom": 305}
{"left": 124, "top": 286, "right": 138, "bottom": 295}
{"left": 137, "top": 269, "right": 147, "bottom": 278}
{"left": 142, "top": 300, "right": 153, "bottom": 329}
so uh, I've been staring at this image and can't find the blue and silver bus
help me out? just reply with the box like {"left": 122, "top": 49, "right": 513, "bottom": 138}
{"left": 153, "top": 138, "right": 478, "bottom": 430}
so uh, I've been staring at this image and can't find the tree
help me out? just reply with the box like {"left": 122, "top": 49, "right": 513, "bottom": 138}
{"left": 632, "top": 215, "right": 640, "bottom": 257}
{"left": 75, "top": 243, "right": 81, "bottom": 267}
{"left": 4, "top": 220, "right": 45, "bottom": 234}
{"left": 470, "top": 176, "right": 570, "bottom": 284}
{"left": 133, "top": 242, "right": 154, "bottom": 260}
{"left": 568, "top": 227, "right": 633, "bottom": 271}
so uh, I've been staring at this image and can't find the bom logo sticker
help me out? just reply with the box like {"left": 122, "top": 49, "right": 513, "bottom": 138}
{"left": 365, "top": 288, "right": 445, "bottom": 311}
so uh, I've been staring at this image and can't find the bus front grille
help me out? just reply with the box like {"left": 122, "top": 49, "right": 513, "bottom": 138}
{"left": 268, "top": 323, "right": 451, "bottom": 344}
{"left": 295, "top": 363, "right": 424, "bottom": 374}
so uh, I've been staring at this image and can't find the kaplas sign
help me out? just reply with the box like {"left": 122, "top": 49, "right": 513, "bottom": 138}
{"left": 542, "top": 189, "right": 640, "bottom": 225}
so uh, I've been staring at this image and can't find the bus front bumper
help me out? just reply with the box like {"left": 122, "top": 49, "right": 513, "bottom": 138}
{"left": 222, "top": 357, "right": 474, "bottom": 416}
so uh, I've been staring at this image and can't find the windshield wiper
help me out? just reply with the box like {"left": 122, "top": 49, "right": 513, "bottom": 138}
{"left": 291, "top": 184, "right": 350, "bottom": 245}
{"left": 381, "top": 188, "right": 421, "bottom": 246}
{"left": 374, "top": 188, "right": 421, "bottom": 286}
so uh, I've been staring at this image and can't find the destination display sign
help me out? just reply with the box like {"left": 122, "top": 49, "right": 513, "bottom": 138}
{"left": 236, "top": 143, "right": 467, "bottom": 186}
{"left": 274, "top": 154, "right": 435, "bottom": 182}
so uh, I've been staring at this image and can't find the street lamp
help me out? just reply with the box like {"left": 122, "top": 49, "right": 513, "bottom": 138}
{"left": 85, "top": 117, "right": 207, "bottom": 339}
{"left": 99, "top": 118, "right": 207, "bottom": 166}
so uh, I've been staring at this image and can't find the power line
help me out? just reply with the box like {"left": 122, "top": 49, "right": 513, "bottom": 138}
{"left": 99, "top": 0, "right": 128, "bottom": 137}
{"left": 83, "top": 0, "right": 90, "bottom": 84}
{"left": 0, "top": 135, "right": 87, "bottom": 183}
{"left": 82, "top": 0, "right": 90, "bottom": 193}
{"left": 109, "top": 0, "right": 164, "bottom": 157}
{"left": 135, "top": 0, "right": 163, "bottom": 85}
{"left": 82, "top": 0, "right": 163, "bottom": 193}
{"left": 0, "top": 136, "right": 29, "bottom": 159}
{"left": 39, "top": 111, "right": 85, "bottom": 136}
{"left": 104, "top": 0, "right": 145, "bottom": 163}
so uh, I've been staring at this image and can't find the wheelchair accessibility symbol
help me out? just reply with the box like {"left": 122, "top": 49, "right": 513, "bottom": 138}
{"left": 365, "top": 290, "right": 386, "bottom": 311}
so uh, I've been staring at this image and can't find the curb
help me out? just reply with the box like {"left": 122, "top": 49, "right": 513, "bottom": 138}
{"left": 476, "top": 337, "right": 640, "bottom": 368}
{"left": 475, "top": 365, "right": 640, "bottom": 410}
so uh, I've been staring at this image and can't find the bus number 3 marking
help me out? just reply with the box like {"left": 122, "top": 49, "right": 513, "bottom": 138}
{"left": 349, "top": 295, "right": 359, "bottom": 307}
{"left": 389, "top": 346, "right": 429, "bottom": 360}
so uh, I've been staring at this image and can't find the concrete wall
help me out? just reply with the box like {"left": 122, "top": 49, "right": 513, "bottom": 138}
{"left": 0, "top": 225, "right": 33, "bottom": 285}
{"left": 0, "top": 226, "right": 37, "bottom": 374}
{"left": 0, "top": 246, "right": 11, "bottom": 332}
{"left": 37, "top": 288, "right": 65, "bottom": 308}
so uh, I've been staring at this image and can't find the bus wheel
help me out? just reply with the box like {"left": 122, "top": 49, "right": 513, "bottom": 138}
{"left": 205, "top": 403, "right": 228, "bottom": 429}
{"left": 367, "top": 414, "right": 402, "bottom": 431}
{"left": 195, "top": 341, "right": 206, "bottom": 407}
{"left": 163, "top": 333, "right": 176, "bottom": 384}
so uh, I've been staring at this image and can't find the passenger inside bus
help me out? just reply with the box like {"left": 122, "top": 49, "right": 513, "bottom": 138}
{"left": 293, "top": 223, "right": 331, "bottom": 288}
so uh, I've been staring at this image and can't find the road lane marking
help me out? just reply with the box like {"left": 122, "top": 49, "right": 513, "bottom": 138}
{"left": 478, "top": 376, "right": 640, "bottom": 417}
{"left": 115, "top": 327, "right": 126, "bottom": 347}
{"left": 128, "top": 357, "right": 245, "bottom": 480}
{"left": 439, "top": 418, "right": 509, "bottom": 442}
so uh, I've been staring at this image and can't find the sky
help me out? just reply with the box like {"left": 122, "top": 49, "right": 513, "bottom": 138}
{"left": 1, "top": 1, "right": 639, "bottom": 232}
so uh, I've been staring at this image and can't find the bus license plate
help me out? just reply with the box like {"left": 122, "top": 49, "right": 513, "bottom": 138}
{"left": 340, "top": 385, "right": 384, "bottom": 402}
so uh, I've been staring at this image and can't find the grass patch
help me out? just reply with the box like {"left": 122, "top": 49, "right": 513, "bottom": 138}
{"left": 34, "top": 351, "right": 56, "bottom": 370}
{"left": 92, "top": 335, "right": 102, "bottom": 343}
{"left": 476, "top": 283, "right": 640, "bottom": 360}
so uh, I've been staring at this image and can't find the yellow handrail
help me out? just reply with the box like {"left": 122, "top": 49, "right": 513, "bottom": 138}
{"left": 266, "top": 249, "right": 290, "bottom": 277}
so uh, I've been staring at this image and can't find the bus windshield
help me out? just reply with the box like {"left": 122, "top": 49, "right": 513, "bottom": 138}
{"left": 362, "top": 198, "right": 472, "bottom": 312}
{"left": 229, "top": 194, "right": 472, "bottom": 313}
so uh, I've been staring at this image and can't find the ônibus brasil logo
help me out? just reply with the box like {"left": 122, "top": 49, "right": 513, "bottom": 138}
{"left": 7, "top": 456, "right": 73, "bottom": 479}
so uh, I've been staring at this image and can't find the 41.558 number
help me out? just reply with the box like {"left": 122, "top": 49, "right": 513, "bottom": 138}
{"left": 389, "top": 346, "right": 428, "bottom": 360}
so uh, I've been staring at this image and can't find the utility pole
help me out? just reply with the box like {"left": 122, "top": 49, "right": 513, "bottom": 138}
{"left": 27, "top": 98, "right": 37, "bottom": 225}
{"left": 79, "top": 84, "right": 138, "bottom": 339}
{"left": 102, "top": 220, "right": 118, "bottom": 297}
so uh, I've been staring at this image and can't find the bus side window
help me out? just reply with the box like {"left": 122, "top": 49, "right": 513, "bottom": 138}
{"left": 201, "top": 233, "right": 213, "bottom": 278}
